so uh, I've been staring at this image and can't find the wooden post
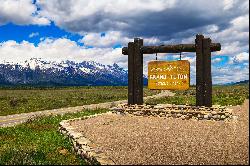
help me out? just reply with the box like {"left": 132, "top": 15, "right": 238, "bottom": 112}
{"left": 123, "top": 34, "right": 219, "bottom": 106}
{"left": 195, "top": 34, "right": 204, "bottom": 106}
{"left": 133, "top": 38, "right": 143, "bottom": 105}
{"left": 128, "top": 42, "right": 135, "bottom": 105}
{"left": 203, "top": 38, "right": 212, "bottom": 107}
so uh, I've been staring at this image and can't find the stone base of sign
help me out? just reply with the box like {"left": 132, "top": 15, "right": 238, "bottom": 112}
{"left": 58, "top": 112, "right": 115, "bottom": 165}
{"left": 111, "top": 104, "right": 233, "bottom": 121}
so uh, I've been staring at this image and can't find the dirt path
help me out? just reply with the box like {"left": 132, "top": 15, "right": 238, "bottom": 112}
{"left": 0, "top": 90, "right": 174, "bottom": 127}
{"left": 69, "top": 99, "right": 249, "bottom": 165}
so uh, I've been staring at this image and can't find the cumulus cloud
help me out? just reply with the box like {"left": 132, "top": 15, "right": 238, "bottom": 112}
{"left": 231, "top": 52, "right": 249, "bottom": 63}
{"left": 36, "top": 0, "right": 248, "bottom": 39}
{"left": 0, "top": 0, "right": 50, "bottom": 25}
{"left": 80, "top": 31, "right": 161, "bottom": 48}
{"left": 0, "top": 0, "right": 249, "bottom": 84}
{"left": 0, "top": 38, "right": 126, "bottom": 68}
{"left": 80, "top": 31, "right": 130, "bottom": 48}
{"left": 0, "top": 37, "right": 248, "bottom": 84}
{"left": 1, "top": 0, "right": 249, "bottom": 55}
{"left": 212, "top": 65, "right": 249, "bottom": 84}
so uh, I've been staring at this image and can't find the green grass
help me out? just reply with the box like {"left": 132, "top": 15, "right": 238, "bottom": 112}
{"left": 0, "top": 86, "right": 157, "bottom": 116}
{"left": 0, "top": 108, "right": 109, "bottom": 165}
{"left": 146, "top": 84, "right": 249, "bottom": 106}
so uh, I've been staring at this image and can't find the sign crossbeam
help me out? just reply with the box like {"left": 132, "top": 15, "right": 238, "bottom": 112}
{"left": 123, "top": 34, "right": 221, "bottom": 107}
{"left": 122, "top": 43, "right": 221, "bottom": 55}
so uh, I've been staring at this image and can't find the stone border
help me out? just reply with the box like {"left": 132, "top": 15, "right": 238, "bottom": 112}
{"left": 111, "top": 104, "right": 234, "bottom": 121}
{"left": 58, "top": 112, "right": 115, "bottom": 165}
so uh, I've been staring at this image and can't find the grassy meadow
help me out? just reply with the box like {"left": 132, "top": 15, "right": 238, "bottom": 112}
{"left": 0, "top": 108, "right": 108, "bottom": 165}
{"left": 0, "top": 84, "right": 249, "bottom": 165}
{"left": 146, "top": 84, "right": 249, "bottom": 106}
{"left": 0, "top": 86, "right": 158, "bottom": 116}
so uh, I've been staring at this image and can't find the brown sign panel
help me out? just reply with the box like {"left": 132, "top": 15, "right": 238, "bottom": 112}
{"left": 148, "top": 60, "right": 190, "bottom": 90}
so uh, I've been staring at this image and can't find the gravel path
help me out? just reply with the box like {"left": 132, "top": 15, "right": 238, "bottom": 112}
{"left": 0, "top": 90, "right": 174, "bottom": 127}
{"left": 69, "top": 100, "right": 249, "bottom": 165}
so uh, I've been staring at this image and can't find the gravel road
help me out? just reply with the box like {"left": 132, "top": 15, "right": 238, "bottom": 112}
{"left": 69, "top": 100, "right": 249, "bottom": 165}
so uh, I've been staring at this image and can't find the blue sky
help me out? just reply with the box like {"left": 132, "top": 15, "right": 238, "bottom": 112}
{"left": 0, "top": 23, "right": 83, "bottom": 45}
{"left": 0, "top": 0, "right": 249, "bottom": 84}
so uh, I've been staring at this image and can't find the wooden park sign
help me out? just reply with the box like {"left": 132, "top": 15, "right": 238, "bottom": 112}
{"left": 122, "top": 34, "right": 221, "bottom": 107}
{"left": 148, "top": 60, "right": 190, "bottom": 90}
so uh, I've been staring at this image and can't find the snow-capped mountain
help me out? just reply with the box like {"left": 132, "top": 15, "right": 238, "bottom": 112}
{"left": 0, "top": 58, "right": 148, "bottom": 86}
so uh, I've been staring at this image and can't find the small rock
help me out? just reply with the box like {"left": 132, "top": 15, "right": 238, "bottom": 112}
{"left": 117, "top": 111, "right": 126, "bottom": 116}
{"left": 214, "top": 115, "right": 220, "bottom": 120}
{"left": 197, "top": 114, "right": 203, "bottom": 120}
{"left": 77, "top": 138, "right": 91, "bottom": 146}
{"left": 226, "top": 109, "right": 233, "bottom": 114}
{"left": 181, "top": 115, "right": 186, "bottom": 120}
{"left": 133, "top": 111, "right": 143, "bottom": 116}
{"left": 212, "top": 105, "right": 221, "bottom": 108}
{"left": 172, "top": 114, "right": 177, "bottom": 118}
{"left": 204, "top": 115, "right": 209, "bottom": 119}
{"left": 166, "top": 114, "right": 171, "bottom": 118}
{"left": 232, "top": 116, "right": 238, "bottom": 120}
{"left": 154, "top": 105, "right": 164, "bottom": 109}
{"left": 220, "top": 115, "right": 226, "bottom": 120}
{"left": 177, "top": 113, "right": 182, "bottom": 118}
{"left": 211, "top": 111, "right": 217, "bottom": 115}
{"left": 207, "top": 113, "right": 212, "bottom": 118}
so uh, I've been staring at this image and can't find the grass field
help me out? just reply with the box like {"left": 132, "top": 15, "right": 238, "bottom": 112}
{"left": 0, "top": 84, "right": 249, "bottom": 165}
{"left": 146, "top": 84, "right": 249, "bottom": 106}
{"left": 0, "top": 108, "right": 108, "bottom": 165}
{"left": 0, "top": 86, "right": 158, "bottom": 116}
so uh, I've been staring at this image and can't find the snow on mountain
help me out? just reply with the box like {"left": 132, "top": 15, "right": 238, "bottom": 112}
{"left": 0, "top": 58, "right": 147, "bottom": 86}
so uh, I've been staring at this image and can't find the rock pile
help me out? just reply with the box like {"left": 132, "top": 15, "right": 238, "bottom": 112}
{"left": 111, "top": 104, "right": 233, "bottom": 121}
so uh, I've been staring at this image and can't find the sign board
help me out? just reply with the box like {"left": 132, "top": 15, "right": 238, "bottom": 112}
{"left": 148, "top": 60, "right": 190, "bottom": 90}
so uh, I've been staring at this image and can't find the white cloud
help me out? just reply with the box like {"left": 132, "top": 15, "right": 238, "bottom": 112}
{"left": 206, "top": 14, "right": 249, "bottom": 56}
{"left": 29, "top": 32, "right": 39, "bottom": 38}
{"left": 233, "top": 52, "right": 249, "bottom": 63}
{"left": 223, "top": 0, "right": 236, "bottom": 10}
{"left": 212, "top": 65, "right": 249, "bottom": 84}
{"left": 0, "top": 38, "right": 126, "bottom": 68}
{"left": 0, "top": 37, "right": 248, "bottom": 84}
{"left": 80, "top": 31, "right": 129, "bottom": 48}
{"left": 80, "top": 31, "right": 161, "bottom": 48}
{"left": 37, "top": 0, "right": 176, "bottom": 27}
{"left": 0, "top": 0, "right": 50, "bottom": 25}
{"left": 212, "top": 58, "right": 223, "bottom": 63}
{"left": 206, "top": 25, "right": 219, "bottom": 33}
{"left": 35, "top": 0, "right": 248, "bottom": 38}
{"left": 0, "top": 0, "right": 249, "bottom": 84}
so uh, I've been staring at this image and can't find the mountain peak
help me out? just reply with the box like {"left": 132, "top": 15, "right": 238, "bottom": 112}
{"left": 0, "top": 59, "right": 146, "bottom": 86}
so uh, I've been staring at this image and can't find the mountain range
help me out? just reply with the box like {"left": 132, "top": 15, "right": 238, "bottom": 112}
{"left": 223, "top": 80, "right": 249, "bottom": 86}
{"left": 0, "top": 58, "right": 148, "bottom": 86}
{"left": 0, "top": 58, "right": 248, "bottom": 86}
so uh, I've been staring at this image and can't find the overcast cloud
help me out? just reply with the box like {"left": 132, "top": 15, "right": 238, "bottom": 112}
{"left": 0, "top": 0, "right": 249, "bottom": 84}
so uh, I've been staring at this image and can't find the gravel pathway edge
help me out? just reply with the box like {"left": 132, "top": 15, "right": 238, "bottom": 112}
{"left": 58, "top": 112, "right": 116, "bottom": 165}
